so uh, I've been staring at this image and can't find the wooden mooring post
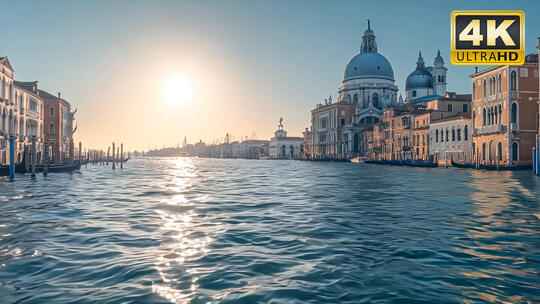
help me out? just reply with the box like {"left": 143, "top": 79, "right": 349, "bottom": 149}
{"left": 107, "top": 147, "right": 110, "bottom": 165}
{"left": 31, "top": 137, "right": 37, "bottom": 178}
{"left": 43, "top": 142, "right": 49, "bottom": 176}
{"left": 120, "top": 143, "right": 123, "bottom": 169}
{"left": 112, "top": 142, "right": 116, "bottom": 170}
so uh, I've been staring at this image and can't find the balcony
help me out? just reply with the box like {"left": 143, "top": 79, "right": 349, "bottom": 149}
{"left": 509, "top": 123, "right": 519, "bottom": 132}
{"left": 474, "top": 124, "right": 505, "bottom": 136}
{"left": 509, "top": 91, "right": 519, "bottom": 99}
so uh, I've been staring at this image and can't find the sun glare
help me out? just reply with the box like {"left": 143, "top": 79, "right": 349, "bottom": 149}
{"left": 164, "top": 75, "right": 192, "bottom": 105}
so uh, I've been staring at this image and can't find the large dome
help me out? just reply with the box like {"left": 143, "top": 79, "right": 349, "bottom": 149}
{"left": 405, "top": 69, "right": 433, "bottom": 90}
{"left": 344, "top": 52, "right": 394, "bottom": 81}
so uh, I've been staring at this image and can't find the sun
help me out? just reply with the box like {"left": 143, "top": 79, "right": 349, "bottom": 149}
{"left": 164, "top": 75, "right": 192, "bottom": 105}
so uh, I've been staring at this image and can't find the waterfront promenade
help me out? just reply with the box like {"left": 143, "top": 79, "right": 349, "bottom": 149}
{"left": 0, "top": 158, "right": 538, "bottom": 303}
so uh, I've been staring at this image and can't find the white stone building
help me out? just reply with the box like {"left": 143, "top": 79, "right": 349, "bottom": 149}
{"left": 428, "top": 113, "right": 472, "bottom": 164}
{"left": 0, "top": 57, "right": 44, "bottom": 165}
{"left": 269, "top": 118, "right": 303, "bottom": 159}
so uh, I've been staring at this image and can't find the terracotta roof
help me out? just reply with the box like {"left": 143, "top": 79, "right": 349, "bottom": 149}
{"left": 431, "top": 112, "right": 471, "bottom": 124}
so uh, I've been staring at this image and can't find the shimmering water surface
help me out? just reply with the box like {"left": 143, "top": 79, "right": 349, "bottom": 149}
{"left": 0, "top": 158, "right": 538, "bottom": 303}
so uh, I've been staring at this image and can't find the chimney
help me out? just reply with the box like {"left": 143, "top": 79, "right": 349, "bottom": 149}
{"left": 475, "top": 66, "right": 478, "bottom": 74}
{"left": 58, "top": 92, "right": 61, "bottom": 99}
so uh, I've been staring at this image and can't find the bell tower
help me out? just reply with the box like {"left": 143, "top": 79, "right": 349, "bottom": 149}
{"left": 432, "top": 50, "right": 447, "bottom": 96}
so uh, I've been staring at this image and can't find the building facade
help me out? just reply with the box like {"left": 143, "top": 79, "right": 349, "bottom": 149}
{"left": 15, "top": 81, "right": 75, "bottom": 165}
{"left": 428, "top": 113, "right": 472, "bottom": 165}
{"left": 470, "top": 54, "right": 539, "bottom": 166}
{"left": 0, "top": 57, "right": 45, "bottom": 166}
{"left": 309, "top": 99, "right": 355, "bottom": 158}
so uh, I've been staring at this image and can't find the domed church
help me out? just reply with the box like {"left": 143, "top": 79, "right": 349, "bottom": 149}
{"left": 338, "top": 20, "right": 398, "bottom": 124}
{"left": 405, "top": 50, "right": 447, "bottom": 105}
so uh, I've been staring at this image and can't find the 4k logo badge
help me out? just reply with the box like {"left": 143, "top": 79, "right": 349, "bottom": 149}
{"left": 451, "top": 11, "right": 524, "bottom": 65}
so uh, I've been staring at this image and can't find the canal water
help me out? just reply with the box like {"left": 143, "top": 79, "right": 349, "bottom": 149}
{"left": 0, "top": 158, "right": 538, "bottom": 304}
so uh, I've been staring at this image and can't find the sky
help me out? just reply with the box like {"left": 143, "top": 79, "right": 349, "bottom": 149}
{"left": 1, "top": 0, "right": 539, "bottom": 151}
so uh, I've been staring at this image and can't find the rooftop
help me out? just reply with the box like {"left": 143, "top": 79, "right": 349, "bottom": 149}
{"left": 431, "top": 112, "right": 472, "bottom": 124}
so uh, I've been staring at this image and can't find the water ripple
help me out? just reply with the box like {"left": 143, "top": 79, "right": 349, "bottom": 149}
{"left": 0, "top": 158, "right": 538, "bottom": 303}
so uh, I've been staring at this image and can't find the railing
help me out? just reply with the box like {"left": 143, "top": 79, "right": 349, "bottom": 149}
{"left": 509, "top": 123, "right": 519, "bottom": 132}
{"left": 474, "top": 124, "right": 505, "bottom": 135}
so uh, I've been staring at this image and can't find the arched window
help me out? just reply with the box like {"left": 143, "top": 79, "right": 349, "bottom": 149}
{"left": 435, "top": 130, "right": 439, "bottom": 142}
{"left": 353, "top": 94, "right": 358, "bottom": 104}
{"left": 497, "top": 142, "right": 502, "bottom": 161}
{"left": 49, "top": 123, "right": 55, "bottom": 134}
{"left": 445, "top": 129, "right": 449, "bottom": 142}
{"left": 372, "top": 93, "right": 379, "bottom": 108}
{"left": 482, "top": 108, "right": 486, "bottom": 126}
{"left": 510, "top": 71, "right": 517, "bottom": 91}
{"left": 472, "top": 83, "right": 476, "bottom": 100}
{"left": 483, "top": 79, "right": 487, "bottom": 97}
{"left": 457, "top": 127, "right": 461, "bottom": 141}
{"left": 482, "top": 143, "right": 486, "bottom": 161}
{"left": 487, "top": 108, "right": 491, "bottom": 125}
{"left": 497, "top": 74, "right": 501, "bottom": 93}
{"left": 494, "top": 107, "right": 498, "bottom": 124}
{"left": 511, "top": 142, "right": 518, "bottom": 162}
{"left": 511, "top": 103, "right": 517, "bottom": 123}
{"left": 472, "top": 111, "right": 475, "bottom": 127}
{"left": 347, "top": 95, "right": 351, "bottom": 103}
{"left": 489, "top": 77, "right": 493, "bottom": 95}
{"left": 49, "top": 106, "right": 55, "bottom": 116}
{"left": 452, "top": 128, "right": 455, "bottom": 141}
{"left": 464, "top": 125, "right": 468, "bottom": 141}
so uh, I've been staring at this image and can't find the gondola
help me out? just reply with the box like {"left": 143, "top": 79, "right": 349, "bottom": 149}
{"left": 450, "top": 160, "right": 475, "bottom": 169}
{"left": 13, "top": 159, "right": 82, "bottom": 174}
{"left": 451, "top": 160, "right": 532, "bottom": 171}
{"left": 366, "top": 159, "right": 437, "bottom": 168}
{"left": 402, "top": 160, "right": 438, "bottom": 168}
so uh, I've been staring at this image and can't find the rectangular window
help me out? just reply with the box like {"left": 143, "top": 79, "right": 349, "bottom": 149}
{"left": 462, "top": 104, "right": 468, "bottom": 113}
{"left": 448, "top": 104, "right": 453, "bottom": 112}
{"left": 340, "top": 118, "right": 345, "bottom": 126}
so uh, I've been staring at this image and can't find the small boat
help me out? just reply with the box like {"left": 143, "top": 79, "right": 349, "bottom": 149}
{"left": 350, "top": 156, "right": 367, "bottom": 163}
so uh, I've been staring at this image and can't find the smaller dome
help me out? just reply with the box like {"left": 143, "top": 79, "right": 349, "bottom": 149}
{"left": 406, "top": 51, "right": 433, "bottom": 90}
{"left": 406, "top": 69, "right": 433, "bottom": 90}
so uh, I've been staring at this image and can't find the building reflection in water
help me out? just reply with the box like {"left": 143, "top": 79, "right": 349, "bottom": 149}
{"left": 458, "top": 170, "right": 537, "bottom": 304}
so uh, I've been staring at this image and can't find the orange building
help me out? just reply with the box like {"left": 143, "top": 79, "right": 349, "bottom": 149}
{"left": 470, "top": 53, "right": 539, "bottom": 166}
{"left": 374, "top": 104, "right": 427, "bottom": 160}
{"left": 412, "top": 112, "right": 431, "bottom": 160}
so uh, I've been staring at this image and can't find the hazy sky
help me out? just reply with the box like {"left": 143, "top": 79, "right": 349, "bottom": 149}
{"left": 1, "top": 0, "right": 539, "bottom": 150}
